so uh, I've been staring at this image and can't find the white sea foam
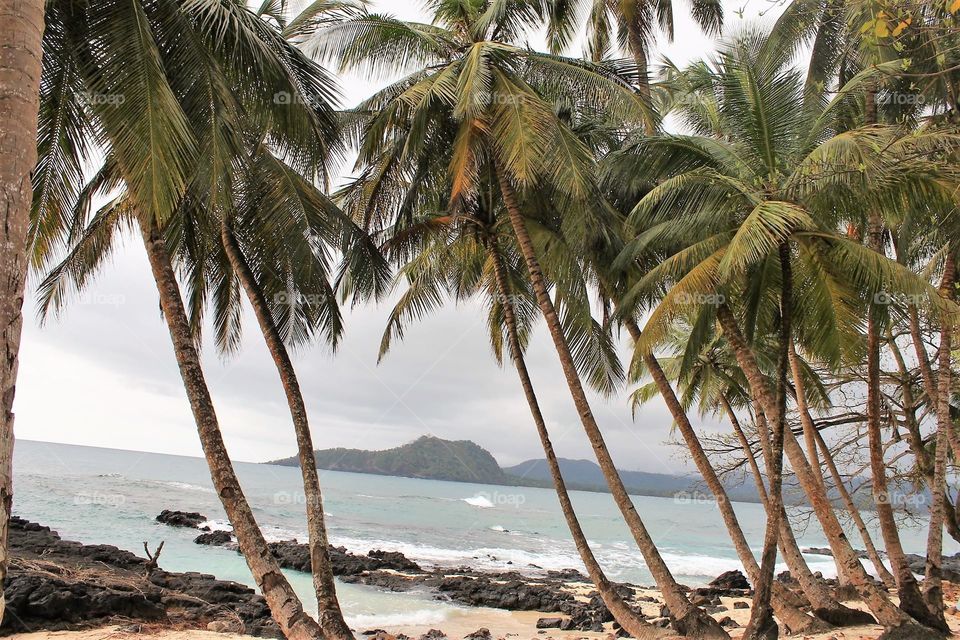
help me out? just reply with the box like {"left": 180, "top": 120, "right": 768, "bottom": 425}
{"left": 156, "top": 480, "right": 215, "bottom": 494}
{"left": 348, "top": 609, "right": 451, "bottom": 628}
{"left": 462, "top": 495, "right": 494, "bottom": 508}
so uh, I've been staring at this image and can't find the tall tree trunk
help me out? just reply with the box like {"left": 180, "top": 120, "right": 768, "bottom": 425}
{"left": 789, "top": 346, "right": 894, "bottom": 587}
{"left": 624, "top": 18, "right": 653, "bottom": 109}
{"left": 489, "top": 245, "right": 670, "bottom": 640}
{"left": 740, "top": 243, "right": 790, "bottom": 640}
{"left": 715, "top": 304, "right": 939, "bottom": 637}
{"left": 788, "top": 346, "right": 826, "bottom": 494}
{"left": 889, "top": 327, "right": 960, "bottom": 545}
{"left": 220, "top": 221, "right": 352, "bottom": 640}
{"left": 811, "top": 428, "right": 895, "bottom": 587}
{"left": 0, "top": 0, "right": 44, "bottom": 622}
{"left": 497, "top": 169, "right": 728, "bottom": 640}
{"left": 632, "top": 323, "right": 831, "bottom": 635}
{"left": 864, "top": 214, "right": 939, "bottom": 628}
{"left": 907, "top": 305, "right": 960, "bottom": 467}
{"left": 140, "top": 218, "right": 323, "bottom": 640}
{"left": 923, "top": 249, "right": 955, "bottom": 617}
{"left": 728, "top": 394, "right": 869, "bottom": 620}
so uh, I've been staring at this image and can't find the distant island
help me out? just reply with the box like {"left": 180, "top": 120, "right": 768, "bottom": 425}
{"left": 264, "top": 435, "right": 767, "bottom": 504}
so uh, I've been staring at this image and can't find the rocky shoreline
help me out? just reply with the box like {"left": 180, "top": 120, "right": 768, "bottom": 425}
{"left": 1, "top": 513, "right": 759, "bottom": 638}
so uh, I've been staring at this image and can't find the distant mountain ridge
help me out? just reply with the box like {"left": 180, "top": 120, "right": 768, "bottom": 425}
{"left": 263, "top": 435, "right": 767, "bottom": 503}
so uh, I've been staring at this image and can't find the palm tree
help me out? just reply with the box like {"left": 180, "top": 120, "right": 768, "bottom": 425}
{"left": 304, "top": 2, "right": 726, "bottom": 636}
{"left": 615, "top": 28, "right": 958, "bottom": 637}
{"left": 548, "top": 0, "right": 722, "bottom": 101}
{"left": 0, "top": 0, "right": 45, "bottom": 621}
{"left": 368, "top": 203, "right": 668, "bottom": 638}
{"left": 30, "top": 1, "right": 364, "bottom": 636}
{"left": 334, "top": 47, "right": 681, "bottom": 634}
{"left": 628, "top": 327, "right": 878, "bottom": 628}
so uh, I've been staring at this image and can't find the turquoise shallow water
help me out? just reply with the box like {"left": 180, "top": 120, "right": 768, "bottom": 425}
{"left": 12, "top": 439, "right": 951, "bottom": 626}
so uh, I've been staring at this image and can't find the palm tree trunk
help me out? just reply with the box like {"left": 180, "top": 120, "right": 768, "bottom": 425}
{"left": 923, "top": 249, "right": 955, "bottom": 617}
{"left": 624, "top": 18, "right": 653, "bottom": 108}
{"left": 633, "top": 324, "right": 830, "bottom": 636}
{"left": 0, "top": 0, "right": 44, "bottom": 622}
{"left": 864, "top": 214, "right": 939, "bottom": 629}
{"left": 907, "top": 305, "right": 960, "bottom": 467}
{"left": 739, "top": 243, "right": 790, "bottom": 640}
{"left": 140, "top": 217, "right": 323, "bottom": 640}
{"left": 889, "top": 327, "right": 960, "bottom": 545}
{"left": 715, "top": 304, "right": 937, "bottom": 636}
{"left": 489, "top": 245, "right": 670, "bottom": 640}
{"left": 789, "top": 345, "right": 894, "bottom": 587}
{"left": 496, "top": 168, "right": 728, "bottom": 640}
{"left": 811, "top": 428, "right": 895, "bottom": 587}
{"left": 220, "top": 221, "right": 353, "bottom": 640}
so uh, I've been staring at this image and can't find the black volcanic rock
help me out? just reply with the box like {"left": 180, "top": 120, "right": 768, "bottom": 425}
{"left": 708, "top": 570, "right": 750, "bottom": 591}
{"left": 4, "top": 516, "right": 279, "bottom": 637}
{"left": 194, "top": 530, "right": 232, "bottom": 546}
{"left": 156, "top": 510, "right": 207, "bottom": 529}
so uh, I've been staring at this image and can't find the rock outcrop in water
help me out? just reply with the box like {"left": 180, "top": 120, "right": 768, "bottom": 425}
{"left": 3, "top": 516, "right": 280, "bottom": 637}
{"left": 155, "top": 510, "right": 208, "bottom": 529}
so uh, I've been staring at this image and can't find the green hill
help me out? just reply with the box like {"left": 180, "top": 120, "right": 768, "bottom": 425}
{"left": 265, "top": 435, "right": 508, "bottom": 484}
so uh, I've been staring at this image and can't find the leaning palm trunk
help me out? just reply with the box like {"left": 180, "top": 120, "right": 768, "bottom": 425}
{"left": 725, "top": 395, "right": 872, "bottom": 624}
{"left": 497, "top": 169, "right": 728, "bottom": 640}
{"left": 888, "top": 327, "right": 960, "bottom": 544}
{"left": 864, "top": 215, "right": 942, "bottom": 630}
{"left": 811, "top": 429, "right": 894, "bottom": 587}
{"left": 633, "top": 325, "right": 831, "bottom": 636}
{"left": 789, "top": 346, "right": 895, "bottom": 588}
{"left": 140, "top": 218, "right": 323, "bottom": 640}
{"left": 715, "top": 305, "right": 938, "bottom": 637}
{"left": 220, "top": 221, "right": 353, "bottom": 640}
{"left": 739, "top": 243, "right": 790, "bottom": 640}
{"left": 923, "top": 249, "right": 956, "bottom": 616}
{"left": 0, "top": 0, "right": 44, "bottom": 623}
{"left": 489, "top": 245, "right": 671, "bottom": 640}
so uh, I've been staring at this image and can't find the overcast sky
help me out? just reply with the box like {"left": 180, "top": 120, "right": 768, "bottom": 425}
{"left": 15, "top": 0, "right": 790, "bottom": 474}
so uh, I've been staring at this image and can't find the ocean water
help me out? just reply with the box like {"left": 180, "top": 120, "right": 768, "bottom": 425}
{"left": 12, "top": 440, "right": 953, "bottom": 627}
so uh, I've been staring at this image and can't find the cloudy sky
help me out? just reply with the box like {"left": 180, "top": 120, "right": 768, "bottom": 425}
{"left": 15, "top": 0, "right": 789, "bottom": 474}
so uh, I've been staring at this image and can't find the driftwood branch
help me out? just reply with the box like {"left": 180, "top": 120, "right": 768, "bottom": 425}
{"left": 143, "top": 540, "right": 165, "bottom": 575}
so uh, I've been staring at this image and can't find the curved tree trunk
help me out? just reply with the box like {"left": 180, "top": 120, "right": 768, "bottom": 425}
{"left": 724, "top": 395, "right": 871, "bottom": 624}
{"left": 864, "top": 215, "right": 941, "bottom": 630}
{"left": 633, "top": 325, "right": 831, "bottom": 636}
{"left": 0, "top": 0, "right": 44, "bottom": 623}
{"left": 923, "top": 249, "right": 955, "bottom": 617}
{"left": 140, "top": 218, "right": 323, "bottom": 640}
{"left": 907, "top": 306, "right": 960, "bottom": 471}
{"left": 489, "top": 245, "right": 672, "bottom": 640}
{"left": 789, "top": 346, "right": 895, "bottom": 588}
{"left": 811, "top": 428, "right": 895, "bottom": 587}
{"left": 739, "top": 243, "right": 790, "bottom": 640}
{"left": 220, "top": 221, "right": 353, "bottom": 640}
{"left": 889, "top": 327, "right": 960, "bottom": 545}
{"left": 716, "top": 304, "right": 940, "bottom": 637}
{"left": 497, "top": 169, "right": 727, "bottom": 640}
